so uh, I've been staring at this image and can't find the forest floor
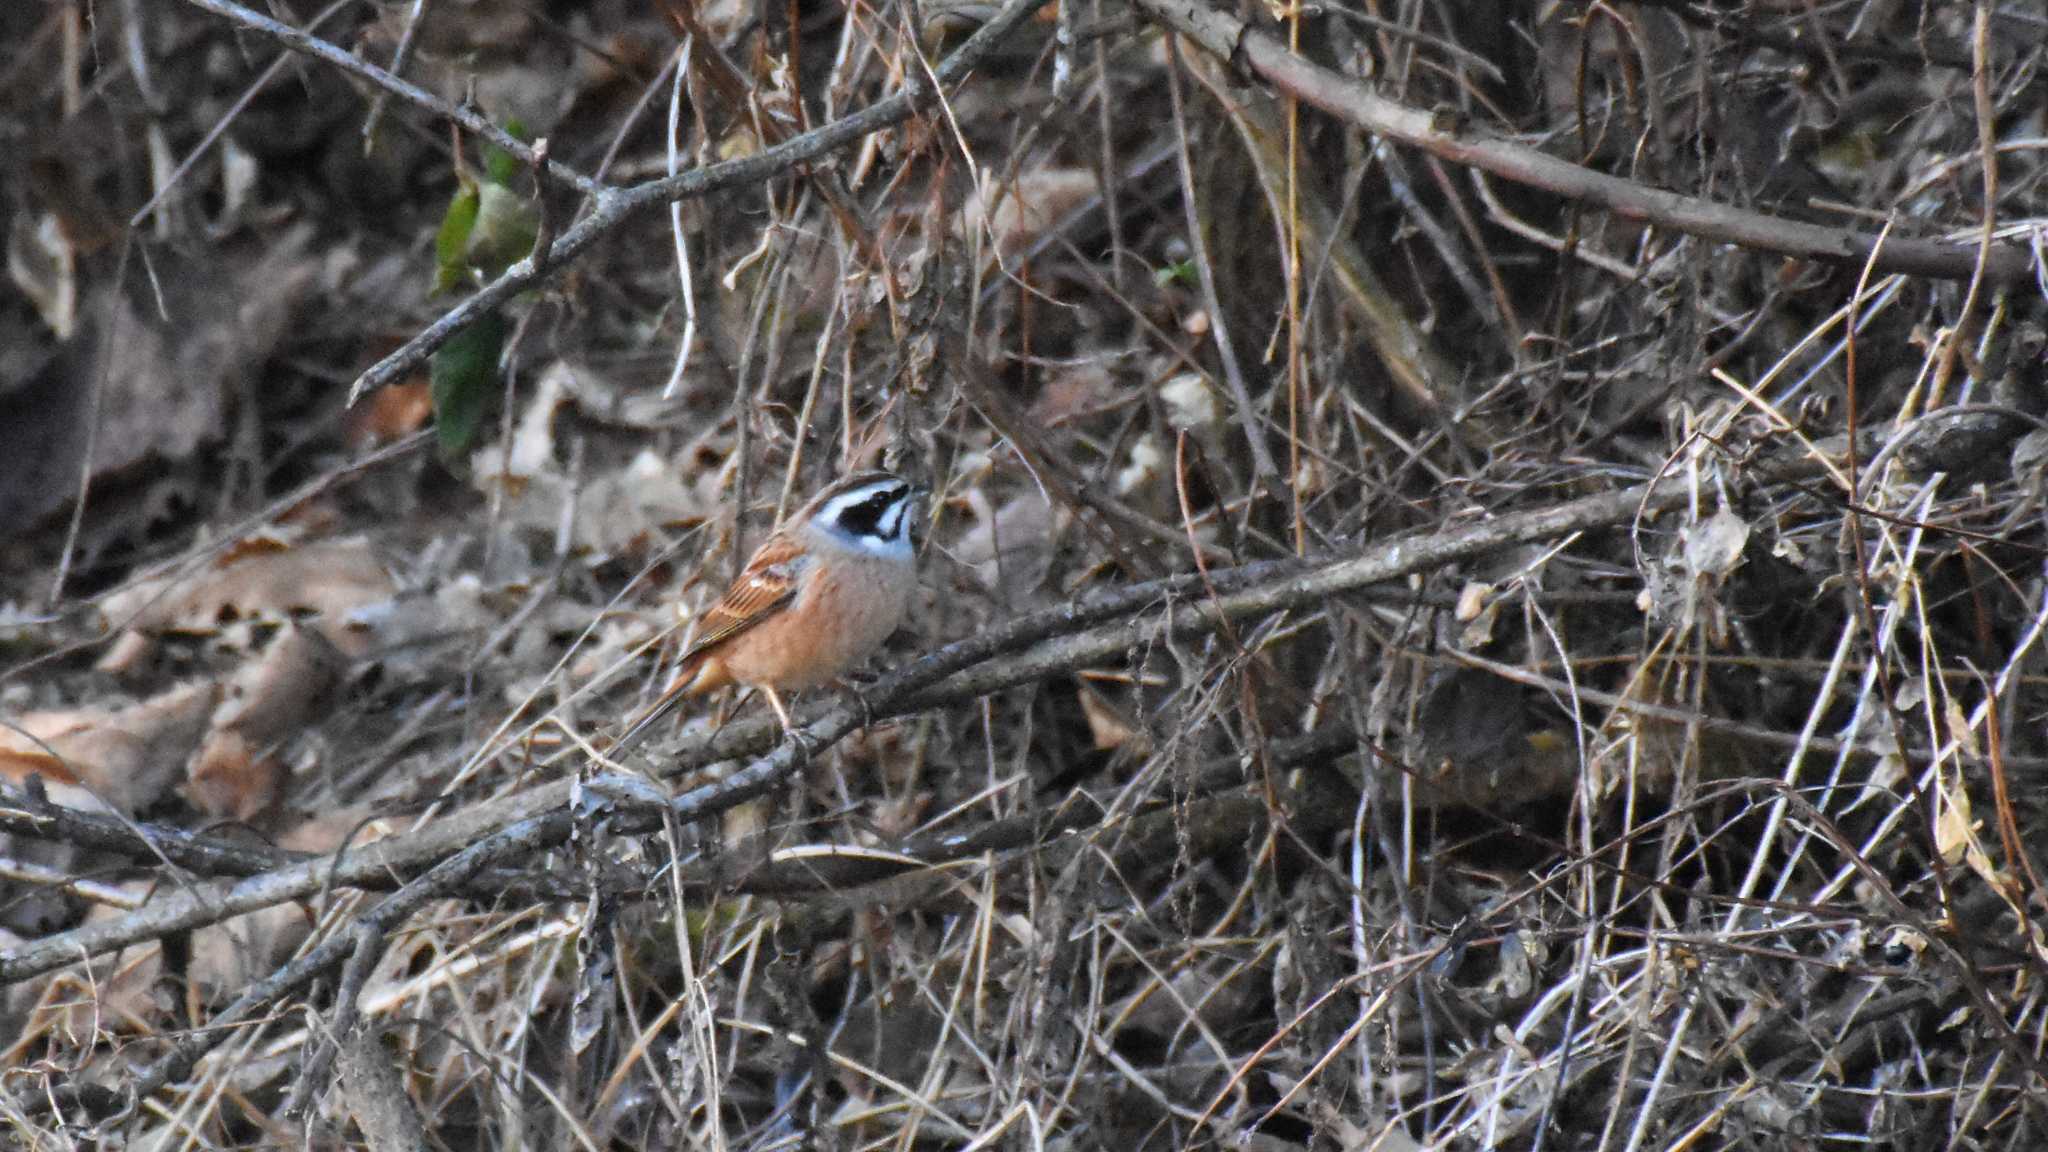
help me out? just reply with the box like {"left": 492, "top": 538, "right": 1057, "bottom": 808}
{"left": 4, "top": 1, "right": 2048, "bottom": 1148}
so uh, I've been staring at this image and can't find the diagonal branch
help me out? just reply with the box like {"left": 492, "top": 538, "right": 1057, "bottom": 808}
{"left": 180, "top": 0, "right": 604, "bottom": 195}
{"left": 344, "top": 0, "right": 1055, "bottom": 405}
{"left": 1134, "top": 0, "right": 2036, "bottom": 287}
{"left": 2, "top": 441, "right": 1820, "bottom": 986}
{"left": 7, "top": 429, "right": 1904, "bottom": 1124}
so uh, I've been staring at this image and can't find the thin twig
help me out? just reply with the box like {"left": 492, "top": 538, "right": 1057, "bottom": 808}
{"left": 1133, "top": 0, "right": 2036, "bottom": 287}
{"left": 344, "top": 0, "right": 1054, "bottom": 406}
{"left": 179, "top": 0, "right": 603, "bottom": 194}
{"left": 34, "top": 810, "right": 563, "bottom": 1119}
{"left": 1164, "top": 33, "right": 1283, "bottom": 486}
{"left": 4, "top": 443, "right": 1815, "bottom": 984}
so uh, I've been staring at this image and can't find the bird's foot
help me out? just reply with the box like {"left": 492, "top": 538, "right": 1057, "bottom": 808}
{"left": 835, "top": 676, "right": 879, "bottom": 730}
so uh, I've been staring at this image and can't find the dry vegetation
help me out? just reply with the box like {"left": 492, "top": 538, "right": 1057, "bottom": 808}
{"left": 5, "top": 0, "right": 2048, "bottom": 1148}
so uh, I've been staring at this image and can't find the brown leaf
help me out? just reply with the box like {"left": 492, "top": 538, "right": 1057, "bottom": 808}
{"left": 1029, "top": 362, "right": 1117, "bottom": 427}
{"left": 344, "top": 377, "right": 434, "bottom": 448}
{"left": 100, "top": 536, "right": 396, "bottom": 658}
{"left": 0, "top": 681, "right": 218, "bottom": 813}
{"left": 186, "top": 903, "right": 315, "bottom": 1006}
{"left": 209, "top": 623, "right": 346, "bottom": 750}
{"left": 1076, "top": 680, "right": 1137, "bottom": 751}
{"left": 3, "top": 901, "right": 165, "bottom": 1046}
{"left": 185, "top": 730, "right": 284, "bottom": 825}
{"left": 186, "top": 624, "right": 345, "bottom": 821}
{"left": 0, "top": 226, "right": 319, "bottom": 537}
{"left": 958, "top": 168, "right": 1100, "bottom": 255}
{"left": 275, "top": 805, "right": 396, "bottom": 854}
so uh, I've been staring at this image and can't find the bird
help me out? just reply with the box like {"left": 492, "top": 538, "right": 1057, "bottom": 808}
{"left": 611, "top": 470, "right": 923, "bottom": 754}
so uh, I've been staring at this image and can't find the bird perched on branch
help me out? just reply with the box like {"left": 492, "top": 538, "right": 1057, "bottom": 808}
{"left": 613, "top": 470, "right": 924, "bottom": 752}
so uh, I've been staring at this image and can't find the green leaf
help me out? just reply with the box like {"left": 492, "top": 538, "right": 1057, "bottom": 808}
{"left": 465, "top": 182, "right": 540, "bottom": 279}
{"left": 483, "top": 117, "right": 529, "bottom": 186}
{"left": 430, "top": 309, "right": 506, "bottom": 462}
{"left": 433, "top": 177, "right": 481, "bottom": 296}
{"left": 1154, "top": 259, "right": 1197, "bottom": 288}
{"left": 431, "top": 177, "right": 537, "bottom": 296}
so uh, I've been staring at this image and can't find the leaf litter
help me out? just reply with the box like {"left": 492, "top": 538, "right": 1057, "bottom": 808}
{"left": 3, "top": 3, "right": 2048, "bottom": 1150}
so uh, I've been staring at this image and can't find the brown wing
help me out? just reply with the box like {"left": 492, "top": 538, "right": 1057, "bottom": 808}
{"left": 680, "top": 532, "right": 806, "bottom": 662}
{"left": 606, "top": 532, "right": 808, "bottom": 756}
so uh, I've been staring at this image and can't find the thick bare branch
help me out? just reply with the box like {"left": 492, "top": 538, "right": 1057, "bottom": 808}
{"left": 1135, "top": 0, "right": 2037, "bottom": 287}
{"left": 1, "top": 442, "right": 1798, "bottom": 984}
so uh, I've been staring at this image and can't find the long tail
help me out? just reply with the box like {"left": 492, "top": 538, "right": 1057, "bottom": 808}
{"left": 604, "top": 653, "right": 727, "bottom": 759}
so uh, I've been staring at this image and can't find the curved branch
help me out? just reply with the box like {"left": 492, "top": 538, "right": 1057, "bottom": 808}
{"left": 1137, "top": 0, "right": 2036, "bottom": 287}
{"left": 344, "top": 0, "right": 1056, "bottom": 405}
{"left": 181, "top": 0, "right": 604, "bottom": 195}
{"left": 0, "top": 452, "right": 1738, "bottom": 985}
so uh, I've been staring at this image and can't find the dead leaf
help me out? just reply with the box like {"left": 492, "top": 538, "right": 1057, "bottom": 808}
{"left": 94, "top": 629, "right": 155, "bottom": 676}
{"left": 216, "top": 137, "right": 260, "bottom": 232}
{"left": 1640, "top": 505, "right": 1751, "bottom": 643}
{"left": 1076, "top": 681, "right": 1136, "bottom": 751}
{"left": 554, "top": 360, "right": 689, "bottom": 429}
{"left": 185, "top": 730, "right": 283, "bottom": 824}
{"left": 1893, "top": 675, "right": 1927, "bottom": 712}
{"left": 470, "top": 359, "right": 569, "bottom": 488}
{"left": 188, "top": 624, "right": 344, "bottom": 822}
{"left": 100, "top": 536, "right": 396, "bottom": 658}
{"left": 865, "top": 792, "right": 932, "bottom": 841}
{"left": 471, "top": 364, "right": 708, "bottom": 555}
{"left": 7, "top": 211, "right": 76, "bottom": 338}
{"left": 954, "top": 490, "right": 1064, "bottom": 603}
{"left": 1455, "top": 581, "right": 1495, "bottom": 623}
{"left": 0, "top": 681, "right": 218, "bottom": 813}
{"left": 1114, "top": 435, "right": 1166, "bottom": 499}
{"left": 1159, "top": 373, "right": 1220, "bottom": 432}
{"left": 958, "top": 168, "right": 1099, "bottom": 254}
{"left": 275, "top": 805, "right": 395, "bottom": 854}
{"left": 186, "top": 902, "right": 315, "bottom": 1006}
{"left": 1455, "top": 581, "right": 1500, "bottom": 648}
{"left": 3, "top": 900, "right": 165, "bottom": 1047}
{"left": 0, "top": 225, "right": 319, "bottom": 537}
{"left": 345, "top": 377, "right": 435, "bottom": 448}
{"left": 573, "top": 451, "right": 710, "bottom": 555}
{"left": 1029, "top": 362, "right": 1117, "bottom": 426}
{"left": 1942, "top": 696, "right": 1981, "bottom": 759}
{"left": 1684, "top": 505, "right": 1750, "bottom": 580}
{"left": 211, "top": 623, "right": 346, "bottom": 747}
{"left": 1934, "top": 773, "right": 1974, "bottom": 868}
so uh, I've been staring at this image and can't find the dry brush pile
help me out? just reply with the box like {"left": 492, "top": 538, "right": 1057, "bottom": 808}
{"left": 3, "top": 0, "right": 2048, "bottom": 1148}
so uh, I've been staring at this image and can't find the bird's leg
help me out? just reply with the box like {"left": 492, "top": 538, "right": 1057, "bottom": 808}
{"left": 834, "top": 674, "right": 878, "bottom": 730}
{"left": 764, "top": 687, "right": 814, "bottom": 759}
{"left": 763, "top": 686, "right": 795, "bottom": 730}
